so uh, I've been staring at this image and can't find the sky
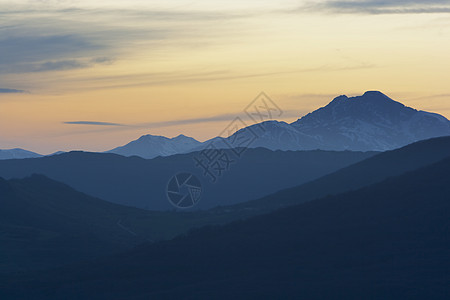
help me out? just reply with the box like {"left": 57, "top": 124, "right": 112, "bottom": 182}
{"left": 1, "top": 0, "right": 450, "bottom": 154}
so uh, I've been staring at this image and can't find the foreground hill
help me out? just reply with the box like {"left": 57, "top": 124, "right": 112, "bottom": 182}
{"left": 0, "top": 148, "right": 375, "bottom": 210}
{"left": 4, "top": 150, "right": 450, "bottom": 299}
{"left": 0, "top": 175, "right": 159, "bottom": 272}
{"left": 231, "top": 136, "right": 450, "bottom": 213}
{"left": 0, "top": 174, "right": 287, "bottom": 273}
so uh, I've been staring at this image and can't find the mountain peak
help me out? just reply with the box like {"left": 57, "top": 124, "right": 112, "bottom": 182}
{"left": 140, "top": 134, "right": 166, "bottom": 140}
{"left": 173, "top": 134, "right": 191, "bottom": 140}
{"left": 362, "top": 90, "right": 387, "bottom": 97}
{"left": 108, "top": 133, "right": 201, "bottom": 159}
{"left": 290, "top": 91, "right": 450, "bottom": 151}
{"left": 329, "top": 95, "right": 348, "bottom": 105}
{"left": 359, "top": 91, "right": 398, "bottom": 104}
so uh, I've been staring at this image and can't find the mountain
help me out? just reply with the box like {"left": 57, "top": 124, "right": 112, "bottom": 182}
{"left": 232, "top": 136, "right": 450, "bottom": 213}
{"left": 215, "top": 91, "right": 450, "bottom": 152}
{"left": 0, "top": 148, "right": 42, "bottom": 160}
{"left": 4, "top": 155, "right": 450, "bottom": 299}
{"left": 0, "top": 149, "right": 375, "bottom": 210}
{"left": 107, "top": 134, "right": 201, "bottom": 159}
{"left": 291, "top": 91, "right": 450, "bottom": 151}
{"left": 0, "top": 174, "right": 157, "bottom": 272}
{"left": 0, "top": 174, "right": 262, "bottom": 273}
{"left": 103, "top": 91, "right": 449, "bottom": 159}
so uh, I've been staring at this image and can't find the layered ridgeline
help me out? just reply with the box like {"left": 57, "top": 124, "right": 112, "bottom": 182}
{"left": 0, "top": 174, "right": 271, "bottom": 273}
{"left": 107, "top": 91, "right": 450, "bottom": 158}
{"left": 3, "top": 148, "right": 450, "bottom": 299}
{"left": 0, "top": 149, "right": 375, "bottom": 210}
{"left": 4, "top": 91, "right": 449, "bottom": 160}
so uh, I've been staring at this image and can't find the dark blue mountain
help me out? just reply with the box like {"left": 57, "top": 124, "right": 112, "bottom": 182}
{"left": 3, "top": 149, "right": 450, "bottom": 299}
{"left": 232, "top": 136, "right": 450, "bottom": 212}
{"left": 0, "top": 148, "right": 375, "bottom": 210}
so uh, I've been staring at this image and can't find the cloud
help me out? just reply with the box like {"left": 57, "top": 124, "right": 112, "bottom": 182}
{"left": 0, "top": 33, "right": 118, "bottom": 73}
{"left": 0, "top": 88, "right": 26, "bottom": 93}
{"left": 0, "top": 35, "right": 102, "bottom": 71}
{"left": 304, "top": 0, "right": 450, "bottom": 14}
{"left": 60, "top": 106, "right": 304, "bottom": 138}
{"left": 64, "top": 121, "right": 125, "bottom": 126}
{"left": 61, "top": 63, "right": 375, "bottom": 92}
{"left": 0, "top": 4, "right": 248, "bottom": 76}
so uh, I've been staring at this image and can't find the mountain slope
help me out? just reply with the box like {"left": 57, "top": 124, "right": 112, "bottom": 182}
{"left": 0, "top": 149, "right": 375, "bottom": 210}
{"left": 233, "top": 136, "right": 450, "bottom": 212}
{"left": 0, "top": 175, "right": 160, "bottom": 272}
{"left": 0, "top": 174, "right": 270, "bottom": 273}
{"left": 204, "top": 91, "right": 450, "bottom": 153}
{"left": 0, "top": 148, "right": 42, "bottom": 160}
{"left": 291, "top": 91, "right": 450, "bottom": 151}
{"left": 107, "top": 134, "right": 201, "bottom": 159}
{"left": 5, "top": 154, "right": 450, "bottom": 299}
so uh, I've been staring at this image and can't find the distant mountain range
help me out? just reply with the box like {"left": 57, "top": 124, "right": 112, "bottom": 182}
{"left": 0, "top": 149, "right": 375, "bottom": 210}
{"left": 0, "top": 148, "right": 42, "bottom": 160}
{"left": 107, "top": 134, "right": 200, "bottom": 159}
{"left": 106, "top": 91, "right": 450, "bottom": 159}
{"left": 2, "top": 91, "right": 448, "bottom": 160}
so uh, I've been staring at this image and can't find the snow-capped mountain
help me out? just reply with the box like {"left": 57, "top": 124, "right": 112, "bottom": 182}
{"left": 0, "top": 148, "right": 42, "bottom": 160}
{"left": 107, "top": 134, "right": 201, "bottom": 159}
{"left": 108, "top": 91, "right": 450, "bottom": 158}
{"left": 198, "top": 121, "right": 323, "bottom": 151}
{"left": 290, "top": 91, "right": 450, "bottom": 151}
{"left": 206, "top": 91, "right": 450, "bottom": 152}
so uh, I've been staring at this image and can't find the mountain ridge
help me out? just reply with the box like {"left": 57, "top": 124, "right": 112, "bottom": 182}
{"left": 0, "top": 148, "right": 375, "bottom": 210}
{"left": 0, "top": 148, "right": 42, "bottom": 160}
{"left": 3, "top": 91, "right": 449, "bottom": 160}
{"left": 105, "top": 91, "right": 450, "bottom": 158}
{"left": 107, "top": 133, "right": 201, "bottom": 159}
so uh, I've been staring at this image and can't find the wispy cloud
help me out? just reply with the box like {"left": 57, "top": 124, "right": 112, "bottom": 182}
{"left": 0, "top": 88, "right": 27, "bottom": 93}
{"left": 0, "top": 3, "right": 248, "bottom": 76}
{"left": 0, "top": 34, "right": 106, "bottom": 73}
{"left": 304, "top": 0, "right": 450, "bottom": 14}
{"left": 55, "top": 63, "right": 375, "bottom": 93}
{"left": 60, "top": 105, "right": 304, "bottom": 139}
{"left": 64, "top": 121, "right": 125, "bottom": 126}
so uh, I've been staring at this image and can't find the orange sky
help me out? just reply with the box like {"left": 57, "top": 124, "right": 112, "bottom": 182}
{"left": 1, "top": 0, "right": 450, "bottom": 154}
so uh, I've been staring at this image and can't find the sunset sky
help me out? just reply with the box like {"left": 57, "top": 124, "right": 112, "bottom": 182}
{"left": 1, "top": 0, "right": 450, "bottom": 154}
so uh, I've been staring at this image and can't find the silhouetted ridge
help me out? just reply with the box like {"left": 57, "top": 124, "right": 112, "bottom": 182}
{"left": 5, "top": 155, "right": 450, "bottom": 299}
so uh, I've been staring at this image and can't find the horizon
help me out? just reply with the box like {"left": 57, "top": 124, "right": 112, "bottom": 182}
{"left": 1, "top": 0, "right": 450, "bottom": 154}
{"left": 1, "top": 90, "right": 449, "bottom": 155}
